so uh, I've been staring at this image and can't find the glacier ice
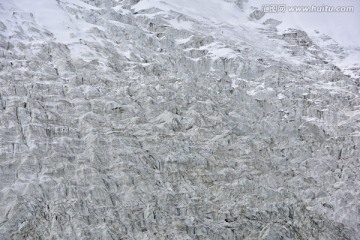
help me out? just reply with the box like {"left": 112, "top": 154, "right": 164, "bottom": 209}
{"left": 0, "top": 0, "right": 359, "bottom": 239}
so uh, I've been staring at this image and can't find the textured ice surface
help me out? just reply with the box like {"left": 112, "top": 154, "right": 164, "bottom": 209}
{"left": 0, "top": 0, "right": 359, "bottom": 239}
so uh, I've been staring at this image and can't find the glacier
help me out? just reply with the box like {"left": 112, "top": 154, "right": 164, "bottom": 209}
{"left": 0, "top": 0, "right": 359, "bottom": 239}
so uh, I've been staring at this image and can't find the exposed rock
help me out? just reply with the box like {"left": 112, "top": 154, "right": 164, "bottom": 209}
{"left": 282, "top": 29, "right": 313, "bottom": 47}
{"left": 263, "top": 18, "right": 282, "bottom": 27}
{"left": 249, "top": 10, "right": 266, "bottom": 20}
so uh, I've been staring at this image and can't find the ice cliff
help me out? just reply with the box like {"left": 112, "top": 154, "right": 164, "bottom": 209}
{"left": 0, "top": 0, "right": 359, "bottom": 239}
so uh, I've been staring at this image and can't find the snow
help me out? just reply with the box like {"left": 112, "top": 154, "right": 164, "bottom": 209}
{"left": 10, "top": 0, "right": 96, "bottom": 43}
{"left": 133, "top": 0, "right": 248, "bottom": 25}
{"left": 175, "top": 36, "right": 193, "bottom": 45}
{"left": 61, "top": 0, "right": 99, "bottom": 10}
{"left": 132, "top": 0, "right": 298, "bottom": 65}
{"left": 246, "top": 0, "right": 360, "bottom": 78}
{"left": 336, "top": 48, "right": 360, "bottom": 78}
{"left": 200, "top": 42, "right": 237, "bottom": 59}
{"left": 167, "top": 18, "right": 193, "bottom": 30}
{"left": 249, "top": 0, "right": 360, "bottom": 48}
{"left": 1, "top": 0, "right": 360, "bottom": 238}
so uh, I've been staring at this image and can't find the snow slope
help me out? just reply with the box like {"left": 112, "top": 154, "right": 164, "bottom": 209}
{"left": 250, "top": 0, "right": 360, "bottom": 47}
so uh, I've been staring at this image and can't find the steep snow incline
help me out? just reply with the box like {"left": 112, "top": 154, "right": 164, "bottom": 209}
{"left": 248, "top": 0, "right": 360, "bottom": 78}
{"left": 0, "top": 0, "right": 359, "bottom": 239}
{"left": 133, "top": 0, "right": 360, "bottom": 76}
{"left": 134, "top": 0, "right": 248, "bottom": 25}
{"left": 6, "top": 0, "right": 95, "bottom": 43}
{"left": 133, "top": 0, "right": 283, "bottom": 55}
{"left": 249, "top": 0, "right": 360, "bottom": 47}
